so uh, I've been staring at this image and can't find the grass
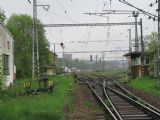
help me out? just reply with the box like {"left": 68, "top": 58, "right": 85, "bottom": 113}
{"left": 128, "top": 76, "right": 160, "bottom": 96}
{"left": 0, "top": 74, "right": 76, "bottom": 120}
{"left": 84, "top": 100, "right": 100, "bottom": 112}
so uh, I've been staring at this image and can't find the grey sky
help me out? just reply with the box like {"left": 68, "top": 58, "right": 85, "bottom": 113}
{"left": 0, "top": 0, "right": 158, "bottom": 60}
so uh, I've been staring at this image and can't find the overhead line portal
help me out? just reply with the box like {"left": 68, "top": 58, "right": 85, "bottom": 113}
{"left": 43, "top": 22, "right": 141, "bottom": 27}
{"left": 55, "top": 50, "right": 128, "bottom": 54}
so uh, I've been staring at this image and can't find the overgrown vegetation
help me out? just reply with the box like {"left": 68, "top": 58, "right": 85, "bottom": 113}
{"left": 0, "top": 75, "right": 75, "bottom": 120}
{"left": 128, "top": 76, "right": 160, "bottom": 96}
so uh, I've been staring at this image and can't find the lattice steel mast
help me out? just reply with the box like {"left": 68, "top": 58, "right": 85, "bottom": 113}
{"left": 32, "top": 0, "right": 39, "bottom": 79}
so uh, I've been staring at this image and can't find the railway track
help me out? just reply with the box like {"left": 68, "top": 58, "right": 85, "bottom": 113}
{"left": 105, "top": 77, "right": 160, "bottom": 115}
{"left": 83, "top": 75, "right": 160, "bottom": 120}
{"left": 104, "top": 77, "right": 160, "bottom": 120}
{"left": 86, "top": 80, "right": 118, "bottom": 120}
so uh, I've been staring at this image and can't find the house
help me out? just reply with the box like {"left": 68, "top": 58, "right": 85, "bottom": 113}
{"left": 45, "top": 64, "right": 56, "bottom": 76}
{"left": 0, "top": 22, "right": 14, "bottom": 89}
{"left": 123, "top": 52, "right": 149, "bottom": 79}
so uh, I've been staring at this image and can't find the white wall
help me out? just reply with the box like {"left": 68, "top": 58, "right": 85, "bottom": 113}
{"left": 0, "top": 23, "right": 14, "bottom": 88}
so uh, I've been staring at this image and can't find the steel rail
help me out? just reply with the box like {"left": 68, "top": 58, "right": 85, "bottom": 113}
{"left": 91, "top": 77, "right": 160, "bottom": 119}
{"left": 106, "top": 76, "right": 160, "bottom": 115}
{"left": 81, "top": 75, "right": 160, "bottom": 119}
{"left": 87, "top": 81, "right": 118, "bottom": 120}
{"left": 105, "top": 85, "right": 160, "bottom": 119}
{"left": 103, "top": 81, "right": 123, "bottom": 120}
{"left": 114, "top": 80, "right": 160, "bottom": 114}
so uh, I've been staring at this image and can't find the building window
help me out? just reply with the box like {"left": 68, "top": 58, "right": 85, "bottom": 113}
{"left": 133, "top": 57, "right": 141, "bottom": 66}
{"left": 135, "top": 57, "right": 140, "bottom": 65}
{"left": 7, "top": 41, "right": 10, "bottom": 50}
{"left": 2, "top": 54, "right": 9, "bottom": 75}
{"left": 146, "top": 58, "right": 149, "bottom": 65}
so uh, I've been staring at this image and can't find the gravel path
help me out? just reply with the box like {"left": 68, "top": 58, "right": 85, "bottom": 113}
{"left": 65, "top": 82, "right": 104, "bottom": 120}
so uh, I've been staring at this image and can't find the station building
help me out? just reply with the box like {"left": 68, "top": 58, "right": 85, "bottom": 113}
{"left": 0, "top": 22, "right": 14, "bottom": 89}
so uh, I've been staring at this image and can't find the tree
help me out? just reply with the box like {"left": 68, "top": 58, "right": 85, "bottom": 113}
{"left": 6, "top": 14, "right": 52, "bottom": 78}
{"left": 145, "top": 32, "right": 158, "bottom": 73}
{"left": 0, "top": 8, "right": 6, "bottom": 23}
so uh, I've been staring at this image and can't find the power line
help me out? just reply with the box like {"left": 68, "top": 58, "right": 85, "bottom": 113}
{"left": 57, "top": 0, "right": 78, "bottom": 23}
{"left": 77, "top": 40, "right": 124, "bottom": 43}
{"left": 84, "top": 0, "right": 107, "bottom": 47}
{"left": 118, "top": 0, "right": 158, "bottom": 21}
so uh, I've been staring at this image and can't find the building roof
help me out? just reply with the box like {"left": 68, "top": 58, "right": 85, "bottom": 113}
{"left": 123, "top": 51, "right": 142, "bottom": 57}
{"left": 0, "top": 22, "right": 13, "bottom": 39}
{"left": 45, "top": 64, "right": 56, "bottom": 69}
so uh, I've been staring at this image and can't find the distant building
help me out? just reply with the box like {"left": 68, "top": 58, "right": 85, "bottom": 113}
{"left": 61, "top": 66, "right": 71, "bottom": 73}
{"left": 63, "top": 54, "right": 72, "bottom": 60}
{"left": 0, "top": 22, "right": 14, "bottom": 89}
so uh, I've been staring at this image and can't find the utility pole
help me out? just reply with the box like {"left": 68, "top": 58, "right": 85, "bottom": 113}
{"left": 102, "top": 52, "right": 105, "bottom": 71}
{"left": 133, "top": 11, "right": 139, "bottom": 52}
{"left": 128, "top": 29, "right": 132, "bottom": 52}
{"left": 96, "top": 55, "right": 98, "bottom": 71}
{"left": 50, "top": 42, "right": 65, "bottom": 66}
{"left": 158, "top": 0, "right": 160, "bottom": 78}
{"left": 140, "top": 18, "right": 144, "bottom": 76}
{"left": 90, "top": 55, "right": 93, "bottom": 71}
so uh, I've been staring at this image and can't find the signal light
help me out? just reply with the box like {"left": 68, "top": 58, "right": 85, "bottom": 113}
{"left": 60, "top": 42, "right": 64, "bottom": 46}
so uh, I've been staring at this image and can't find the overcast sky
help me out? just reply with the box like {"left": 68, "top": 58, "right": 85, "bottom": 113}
{"left": 0, "top": 0, "right": 158, "bottom": 60}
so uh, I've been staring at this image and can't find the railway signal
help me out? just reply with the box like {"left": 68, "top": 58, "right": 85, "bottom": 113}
{"left": 60, "top": 42, "right": 64, "bottom": 48}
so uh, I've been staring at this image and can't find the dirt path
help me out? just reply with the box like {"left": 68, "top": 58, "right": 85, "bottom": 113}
{"left": 66, "top": 82, "right": 104, "bottom": 120}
